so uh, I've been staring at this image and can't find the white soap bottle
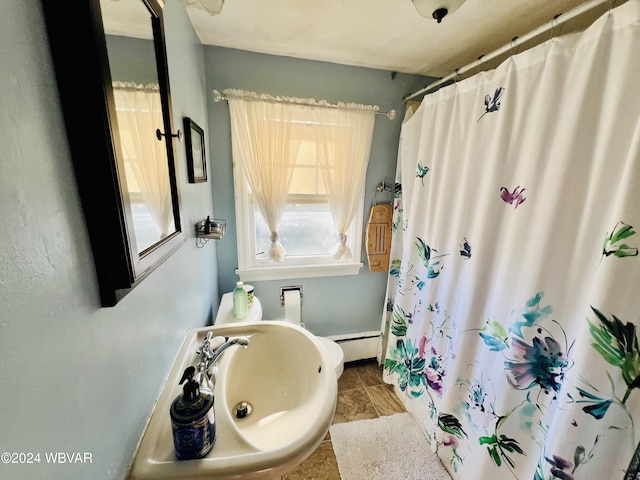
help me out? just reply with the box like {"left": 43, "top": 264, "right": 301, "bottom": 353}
{"left": 232, "top": 281, "right": 248, "bottom": 319}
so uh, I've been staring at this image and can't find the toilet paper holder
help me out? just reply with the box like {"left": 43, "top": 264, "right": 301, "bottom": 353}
{"left": 280, "top": 285, "right": 303, "bottom": 306}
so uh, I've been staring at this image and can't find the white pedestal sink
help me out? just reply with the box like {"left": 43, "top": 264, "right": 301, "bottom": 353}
{"left": 127, "top": 321, "right": 338, "bottom": 480}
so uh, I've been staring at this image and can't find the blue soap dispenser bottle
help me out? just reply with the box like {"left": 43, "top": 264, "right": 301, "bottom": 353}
{"left": 170, "top": 366, "right": 216, "bottom": 460}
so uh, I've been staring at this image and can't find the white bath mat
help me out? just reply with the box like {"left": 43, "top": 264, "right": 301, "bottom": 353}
{"left": 330, "top": 412, "right": 451, "bottom": 480}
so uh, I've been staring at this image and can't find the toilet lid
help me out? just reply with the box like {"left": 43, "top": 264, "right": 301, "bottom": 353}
{"left": 317, "top": 337, "right": 344, "bottom": 367}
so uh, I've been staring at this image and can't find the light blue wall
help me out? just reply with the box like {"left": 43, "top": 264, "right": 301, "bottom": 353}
{"left": 0, "top": 1, "right": 217, "bottom": 479}
{"left": 106, "top": 35, "right": 157, "bottom": 84}
{"left": 0, "top": 0, "right": 433, "bottom": 477}
{"left": 205, "top": 46, "right": 433, "bottom": 337}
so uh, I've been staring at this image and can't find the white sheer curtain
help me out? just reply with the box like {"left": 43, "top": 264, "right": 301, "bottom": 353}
{"left": 311, "top": 106, "right": 376, "bottom": 260}
{"left": 226, "top": 89, "right": 303, "bottom": 261}
{"left": 112, "top": 81, "right": 173, "bottom": 237}
{"left": 381, "top": 2, "right": 640, "bottom": 479}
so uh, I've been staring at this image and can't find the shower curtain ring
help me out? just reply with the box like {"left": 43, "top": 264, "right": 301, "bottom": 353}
{"left": 476, "top": 55, "right": 483, "bottom": 75}
{"left": 550, "top": 13, "right": 562, "bottom": 40}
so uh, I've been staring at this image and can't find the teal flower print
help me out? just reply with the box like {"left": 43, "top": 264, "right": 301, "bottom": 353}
{"left": 575, "top": 387, "right": 612, "bottom": 420}
{"left": 390, "top": 305, "right": 410, "bottom": 337}
{"left": 389, "top": 258, "right": 402, "bottom": 276}
{"left": 504, "top": 334, "right": 571, "bottom": 397}
{"left": 416, "top": 162, "right": 429, "bottom": 185}
{"left": 415, "top": 237, "right": 448, "bottom": 279}
{"left": 510, "top": 292, "right": 553, "bottom": 338}
{"left": 425, "top": 346, "right": 446, "bottom": 396}
{"left": 480, "top": 319, "right": 510, "bottom": 352}
{"left": 418, "top": 336, "right": 447, "bottom": 396}
{"left": 384, "top": 338, "right": 427, "bottom": 397}
{"left": 427, "top": 302, "right": 440, "bottom": 313}
{"left": 469, "top": 381, "right": 487, "bottom": 412}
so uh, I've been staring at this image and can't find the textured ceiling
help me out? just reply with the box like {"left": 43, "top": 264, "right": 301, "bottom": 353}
{"left": 102, "top": 0, "right": 617, "bottom": 78}
{"left": 183, "top": 0, "right": 614, "bottom": 77}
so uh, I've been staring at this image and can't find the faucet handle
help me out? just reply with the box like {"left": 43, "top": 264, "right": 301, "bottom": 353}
{"left": 196, "top": 332, "right": 216, "bottom": 354}
{"left": 196, "top": 332, "right": 214, "bottom": 352}
{"left": 196, "top": 334, "right": 227, "bottom": 360}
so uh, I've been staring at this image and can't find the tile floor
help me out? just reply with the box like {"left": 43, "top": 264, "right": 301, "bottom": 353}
{"left": 283, "top": 359, "right": 406, "bottom": 480}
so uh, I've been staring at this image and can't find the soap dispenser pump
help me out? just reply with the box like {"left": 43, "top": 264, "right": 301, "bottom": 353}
{"left": 170, "top": 366, "right": 216, "bottom": 460}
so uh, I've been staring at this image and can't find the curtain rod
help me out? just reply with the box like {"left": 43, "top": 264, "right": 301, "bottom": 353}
{"left": 403, "top": 0, "right": 616, "bottom": 102}
{"left": 213, "top": 89, "right": 397, "bottom": 120}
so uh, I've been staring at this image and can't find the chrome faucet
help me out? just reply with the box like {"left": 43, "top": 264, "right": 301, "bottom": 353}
{"left": 195, "top": 332, "right": 250, "bottom": 392}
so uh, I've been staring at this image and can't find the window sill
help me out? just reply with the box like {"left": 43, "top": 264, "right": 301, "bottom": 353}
{"left": 236, "top": 262, "right": 363, "bottom": 282}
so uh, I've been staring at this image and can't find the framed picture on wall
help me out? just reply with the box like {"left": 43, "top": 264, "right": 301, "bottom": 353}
{"left": 184, "top": 117, "right": 207, "bottom": 183}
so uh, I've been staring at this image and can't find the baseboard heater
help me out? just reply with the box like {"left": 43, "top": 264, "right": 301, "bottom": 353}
{"left": 327, "top": 331, "right": 381, "bottom": 363}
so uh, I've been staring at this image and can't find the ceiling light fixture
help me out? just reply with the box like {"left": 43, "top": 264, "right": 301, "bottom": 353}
{"left": 181, "top": 0, "right": 225, "bottom": 16}
{"left": 412, "top": 0, "right": 466, "bottom": 23}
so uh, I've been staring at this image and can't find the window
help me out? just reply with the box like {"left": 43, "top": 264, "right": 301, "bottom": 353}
{"left": 226, "top": 89, "right": 376, "bottom": 281}
{"left": 234, "top": 138, "right": 364, "bottom": 281}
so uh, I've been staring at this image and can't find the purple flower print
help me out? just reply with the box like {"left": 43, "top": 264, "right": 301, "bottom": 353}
{"left": 419, "top": 335, "right": 429, "bottom": 357}
{"left": 500, "top": 185, "right": 526, "bottom": 209}
{"left": 426, "top": 346, "right": 446, "bottom": 396}
{"left": 419, "top": 336, "right": 446, "bottom": 395}
{"left": 546, "top": 455, "right": 575, "bottom": 480}
{"left": 443, "top": 434, "right": 459, "bottom": 448}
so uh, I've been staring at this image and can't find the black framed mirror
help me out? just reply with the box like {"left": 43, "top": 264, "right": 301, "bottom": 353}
{"left": 42, "top": 0, "right": 185, "bottom": 306}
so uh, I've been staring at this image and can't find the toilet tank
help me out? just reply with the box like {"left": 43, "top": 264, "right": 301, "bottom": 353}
{"left": 215, "top": 292, "right": 263, "bottom": 325}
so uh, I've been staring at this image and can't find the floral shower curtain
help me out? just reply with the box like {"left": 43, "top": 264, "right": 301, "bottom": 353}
{"left": 381, "top": 2, "right": 640, "bottom": 479}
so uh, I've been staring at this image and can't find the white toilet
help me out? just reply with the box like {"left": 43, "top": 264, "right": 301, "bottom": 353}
{"left": 215, "top": 292, "right": 345, "bottom": 379}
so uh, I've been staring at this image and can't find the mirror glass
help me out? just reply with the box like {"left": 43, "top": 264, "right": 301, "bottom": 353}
{"left": 43, "top": 0, "right": 184, "bottom": 305}
{"left": 100, "top": 0, "right": 177, "bottom": 253}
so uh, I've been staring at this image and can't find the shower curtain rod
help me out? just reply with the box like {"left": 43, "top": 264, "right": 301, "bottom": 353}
{"left": 212, "top": 89, "right": 397, "bottom": 120}
{"left": 403, "top": 0, "right": 616, "bottom": 102}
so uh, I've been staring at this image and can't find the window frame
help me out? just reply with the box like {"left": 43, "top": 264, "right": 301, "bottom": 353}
{"left": 233, "top": 161, "right": 364, "bottom": 282}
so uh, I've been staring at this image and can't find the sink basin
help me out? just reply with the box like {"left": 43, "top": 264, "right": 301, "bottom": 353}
{"left": 127, "top": 321, "right": 338, "bottom": 480}
{"left": 220, "top": 322, "right": 333, "bottom": 452}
